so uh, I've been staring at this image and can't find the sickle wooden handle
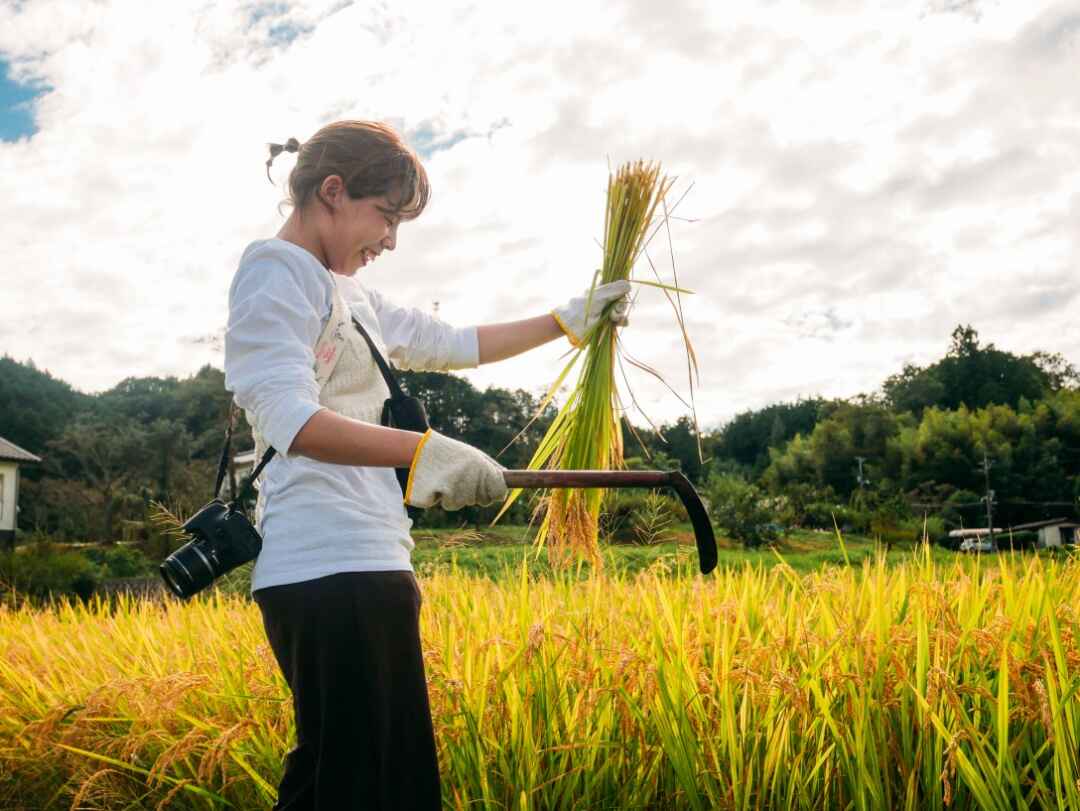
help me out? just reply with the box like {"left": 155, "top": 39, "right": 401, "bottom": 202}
{"left": 504, "top": 470, "right": 669, "bottom": 489}
{"left": 502, "top": 469, "right": 718, "bottom": 574}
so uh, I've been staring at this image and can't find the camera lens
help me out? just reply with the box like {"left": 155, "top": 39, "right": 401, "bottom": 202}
{"left": 159, "top": 556, "right": 193, "bottom": 598}
{"left": 160, "top": 540, "right": 216, "bottom": 598}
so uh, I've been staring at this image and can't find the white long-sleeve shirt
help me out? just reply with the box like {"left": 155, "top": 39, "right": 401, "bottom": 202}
{"left": 224, "top": 238, "right": 479, "bottom": 592}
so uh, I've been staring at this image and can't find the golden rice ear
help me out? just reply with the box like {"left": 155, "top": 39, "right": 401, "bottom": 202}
{"left": 146, "top": 501, "right": 190, "bottom": 541}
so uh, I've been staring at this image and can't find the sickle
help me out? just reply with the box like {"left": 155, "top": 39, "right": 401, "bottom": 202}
{"left": 502, "top": 470, "right": 717, "bottom": 574}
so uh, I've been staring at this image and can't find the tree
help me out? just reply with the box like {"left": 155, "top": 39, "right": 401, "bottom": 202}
{"left": 658, "top": 416, "right": 706, "bottom": 483}
{"left": 712, "top": 398, "right": 826, "bottom": 476}
{"left": 97, "top": 375, "right": 183, "bottom": 423}
{"left": 176, "top": 365, "right": 246, "bottom": 458}
{"left": 763, "top": 401, "right": 899, "bottom": 499}
{"left": 144, "top": 418, "right": 193, "bottom": 500}
{"left": 881, "top": 363, "right": 947, "bottom": 416}
{"left": 0, "top": 355, "right": 92, "bottom": 474}
{"left": 886, "top": 394, "right": 1080, "bottom": 526}
{"left": 45, "top": 417, "right": 148, "bottom": 542}
{"left": 1029, "top": 350, "right": 1080, "bottom": 391}
{"left": 883, "top": 325, "right": 1053, "bottom": 415}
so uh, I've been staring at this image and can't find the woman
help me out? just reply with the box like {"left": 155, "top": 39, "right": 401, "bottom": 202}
{"left": 225, "top": 120, "right": 630, "bottom": 810}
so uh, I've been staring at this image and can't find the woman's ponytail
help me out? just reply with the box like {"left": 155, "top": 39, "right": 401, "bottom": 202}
{"left": 265, "top": 137, "right": 301, "bottom": 184}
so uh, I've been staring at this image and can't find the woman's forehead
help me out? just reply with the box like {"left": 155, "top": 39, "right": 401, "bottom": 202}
{"left": 375, "top": 181, "right": 421, "bottom": 219}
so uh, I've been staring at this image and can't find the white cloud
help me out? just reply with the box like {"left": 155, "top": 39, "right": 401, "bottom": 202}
{"left": 0, "top": 0, "right": 1077, "bottom": 431}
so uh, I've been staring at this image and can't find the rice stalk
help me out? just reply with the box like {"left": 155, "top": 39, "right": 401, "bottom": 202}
{"left": 146, "top": 500, "right": 190, "bottom": 541}
{"left": 1, "top": 552, "right": 1078, "bottom": 808}
{"left": 496, "top": 161, "right": 680, "bottom": 568}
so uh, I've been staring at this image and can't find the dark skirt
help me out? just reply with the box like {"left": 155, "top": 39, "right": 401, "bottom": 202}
{"left": 253, "top": 570, "right": 441, "bottom": 810}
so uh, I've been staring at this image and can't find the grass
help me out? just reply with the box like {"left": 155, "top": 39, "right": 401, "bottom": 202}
{"left": 409, "top": 525, "right": 963, "bottom": 579}
{"left": 6, "top": 527, "right": 1068, "bottom": 594}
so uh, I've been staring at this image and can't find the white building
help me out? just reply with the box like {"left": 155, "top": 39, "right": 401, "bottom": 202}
{"left": 0, "top": 436, "right": 42, "bottom": 548}
{"left": 1010, "top": 518, "right": 1080, "bottom": 549}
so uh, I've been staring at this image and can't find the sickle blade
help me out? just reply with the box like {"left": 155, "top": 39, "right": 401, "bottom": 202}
{"left": 664, "top": 471, "right": 717, "bottom": 574}
{"left": 501, "top": 469, "right": 718, "bottom": 574}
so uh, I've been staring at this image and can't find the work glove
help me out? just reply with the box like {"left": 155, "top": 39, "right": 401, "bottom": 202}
{"left": 551, "top": 280, "right": 632, "bottom": 348}
{"left": 405, "top": 429, "right": 508, "bottom": 511}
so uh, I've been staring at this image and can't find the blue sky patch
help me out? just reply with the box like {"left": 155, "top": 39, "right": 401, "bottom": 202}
{"left": 247, "top": 2, "right": 313, "bottom": 47}
{"left": 267, "top": 20, "right": 313, "bottom": 47}
{"left": 407, "top": 122, "right": 470, "bottom": 160}
{"left": 249, "top": 1, "right": 289, "bottom": 25}
{"left": 0, "top": 59, "right": 44, "bottom": 142}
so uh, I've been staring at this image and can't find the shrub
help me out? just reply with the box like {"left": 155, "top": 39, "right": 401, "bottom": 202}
{"left": 888, "top": 515, "right": 947, "bottom": 546}
{"left": 0, "top": 542, "right": 102, "bottom": 603}
{"left": 771, "top": 483, "right": 835, "bottom": 528}
{"left": 999, "top": 530, "right": 1039, "bottom": 550}
{"left": 922, "top": 515, "right": 946, "bottom": 542}
{"left": 600, "top": 493, "right": 648, "bottom": 541}
{"left": 704, "top": 474, "right": 777, "bottom": 548}
{"left": 82, "top": 546, "right": 152, "bottom": 578}
{"left": 874, "top": 525, "right": 917, "bottom": 548}
{"left": 802, "top": 502, "right": 859, "bottom": 531}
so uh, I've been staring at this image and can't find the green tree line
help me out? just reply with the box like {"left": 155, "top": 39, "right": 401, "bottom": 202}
{"left": 1, "top": 324, "right": 1077, "bottom": 544}
{"left": 0, "top": 358, "right": 564, "bottom": 541}
{"left": 709, "top": 326, "right": 1080, "bottom": 542}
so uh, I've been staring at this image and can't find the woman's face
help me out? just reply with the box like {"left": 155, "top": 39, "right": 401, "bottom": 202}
{"left": 319, "top": 176, "right": 401, "bottom": 275}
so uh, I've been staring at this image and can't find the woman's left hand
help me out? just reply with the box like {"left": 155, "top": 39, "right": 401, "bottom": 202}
{"left": 551, "top": 280, "right": 632, "bottom": 347}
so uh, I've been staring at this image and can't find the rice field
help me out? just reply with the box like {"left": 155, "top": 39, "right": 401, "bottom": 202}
{"left": 1, "top": 549, "right": 1078, "bottom": 810}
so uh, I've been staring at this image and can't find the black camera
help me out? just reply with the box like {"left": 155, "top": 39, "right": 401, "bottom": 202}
{"left": 159, "top": 499, "right": 262, "bottom": 599}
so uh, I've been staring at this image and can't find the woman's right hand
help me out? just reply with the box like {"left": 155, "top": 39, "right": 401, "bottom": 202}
{"left": 404, "top": 430, "right": 507, "bottom": 510}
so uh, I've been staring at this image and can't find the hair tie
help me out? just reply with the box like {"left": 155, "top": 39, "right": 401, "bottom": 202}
{"left": 265, "top": 137, "right": 302, "bottom": 184}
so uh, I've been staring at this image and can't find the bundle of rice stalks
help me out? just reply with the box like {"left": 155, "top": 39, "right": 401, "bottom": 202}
{"left": 496, "top": 160, "right": 693, "bottom": 568}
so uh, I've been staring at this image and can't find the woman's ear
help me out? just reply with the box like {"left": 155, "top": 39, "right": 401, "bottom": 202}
{"left": 318, "top": 174, "right": 346, "bottom": 211}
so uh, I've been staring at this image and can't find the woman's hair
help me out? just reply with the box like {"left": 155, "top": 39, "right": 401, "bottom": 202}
{"left": 266, "top": 121, "right": 430, "bottom": 220}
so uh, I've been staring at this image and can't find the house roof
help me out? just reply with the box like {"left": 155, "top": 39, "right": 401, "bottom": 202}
{"left": 1011, "top": 517, "right": 1079, "bottom": 531}
{"left": 0, "top": 436, "right": 42, "bottom": 464}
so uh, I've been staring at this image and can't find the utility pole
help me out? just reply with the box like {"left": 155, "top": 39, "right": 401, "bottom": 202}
{"left": 855, "top": 456, "right": 867, "bottom": 492}
{"left": 977, "top": 450, "right": 996, "bottom": 550}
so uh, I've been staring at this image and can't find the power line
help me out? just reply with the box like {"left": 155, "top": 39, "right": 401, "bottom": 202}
{"left": 908, "top": 500, "right": 1077, "bottom": 509}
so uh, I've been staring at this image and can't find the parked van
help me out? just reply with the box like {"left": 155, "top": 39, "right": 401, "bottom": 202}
{"left": 959, "top": 536, "right": 994, "bottom": 553}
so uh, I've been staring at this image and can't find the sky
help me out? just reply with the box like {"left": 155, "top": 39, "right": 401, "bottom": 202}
{"left": 1, "top": 0, "right": 1077, "bottom": 430}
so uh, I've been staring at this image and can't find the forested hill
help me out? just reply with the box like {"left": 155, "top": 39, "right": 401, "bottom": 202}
{"left": 1, "top": 324, "right": 1077, "bottom": 539}
{"left": 0, "top": 354, "right": 566, "bottom": 538}
{"left": 0, "top": 356, "right": 92, "bottom": 458}
{"left": 712, "top": 327, "right": 1080, "bottom": 529}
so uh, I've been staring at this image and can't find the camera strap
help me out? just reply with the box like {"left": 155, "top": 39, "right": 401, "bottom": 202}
{"left": 213, "top": 402, "right": 274, "bottom": 507}
{"left": 348, "top": 314, "right": 408, "bottom": 401}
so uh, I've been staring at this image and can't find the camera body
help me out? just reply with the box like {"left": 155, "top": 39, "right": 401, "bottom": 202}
{"left": 159, "top": 499, "right": 262, "bottom": 599}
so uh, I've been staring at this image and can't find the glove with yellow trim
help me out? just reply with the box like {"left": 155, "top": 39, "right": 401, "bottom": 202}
{"left": 551, "top": 280, "right": 632, "bottom": 348}
{"left": 404, "top": 429, "right": 507, "bottom": 511}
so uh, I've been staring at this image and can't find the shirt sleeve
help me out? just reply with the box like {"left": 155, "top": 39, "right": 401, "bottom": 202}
{"left": 224, "top": 248, "right": 329, "bottom": 459}
{"left": 365, "top": 287, "right": 480, "bottom": 372}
